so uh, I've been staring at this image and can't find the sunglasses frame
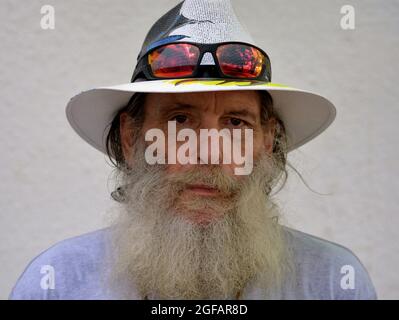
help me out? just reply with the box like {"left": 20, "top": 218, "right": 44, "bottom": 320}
{"left": 131, "top": 41, "right": 272, "bottom": 82}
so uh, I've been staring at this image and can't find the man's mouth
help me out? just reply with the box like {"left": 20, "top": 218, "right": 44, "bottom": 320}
{"left": 185, "top": 184, "right": 221, "bottom": 196}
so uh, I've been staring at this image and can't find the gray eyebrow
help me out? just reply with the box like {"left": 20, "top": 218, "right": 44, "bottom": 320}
{"left": 158, "top": 103, "right": 258, "bottom": 122}
{"left": 224, "top": 110, "right": 257, "bottom": 122}
{"left": 158, "top": 103, "right": 197, "bottom": 116}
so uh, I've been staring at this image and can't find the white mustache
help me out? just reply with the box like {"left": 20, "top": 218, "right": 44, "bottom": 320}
{"left": 112, "top": 163, "right": 243, "bottom": 203}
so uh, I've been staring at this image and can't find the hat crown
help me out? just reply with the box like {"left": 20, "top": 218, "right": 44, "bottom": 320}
{"left": 137, "top": 0, "right": 256, "bottom": 61}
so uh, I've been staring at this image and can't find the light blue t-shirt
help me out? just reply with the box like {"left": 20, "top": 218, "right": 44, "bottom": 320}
{"left": 9, "top": 227, "right": 377, "bottom": 300}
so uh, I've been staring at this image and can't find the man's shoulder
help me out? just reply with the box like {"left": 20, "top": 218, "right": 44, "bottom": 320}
{"left": 285, "top": 227, "right": 361, "bottom": 262}
{"left": 282, "top": 227, "right": 377, "bottom": 299}
{"left": 22, "top": 228, "right": 110, "bottom": 268}
{"left": 9, "top": 228, "right": 111, "bottom": 300}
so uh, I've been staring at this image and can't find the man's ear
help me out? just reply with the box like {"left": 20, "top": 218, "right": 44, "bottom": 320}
{"left": 264, "top": 118, "right": 276, "bottom": 155}
{"left": 120, "top": 112, "right": 134, "bottom": 164}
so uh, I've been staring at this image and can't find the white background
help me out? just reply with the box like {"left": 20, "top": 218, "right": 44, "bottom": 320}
{"left": 0, "top": 0, "right": 398, "bottom": 299}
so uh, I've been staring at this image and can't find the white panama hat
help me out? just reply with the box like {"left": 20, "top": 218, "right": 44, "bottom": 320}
{"left": 66, "top": 0, "right": 336, "bottom": 156}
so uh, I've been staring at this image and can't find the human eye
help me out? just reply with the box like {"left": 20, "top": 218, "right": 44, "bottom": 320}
{"left": 170, "top": 114, "right": 189, "bottom": 124}
{"left": 226, "top": 117, "right": 252, "bottom": 128}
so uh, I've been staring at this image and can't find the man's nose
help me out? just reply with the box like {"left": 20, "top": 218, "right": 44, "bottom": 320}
{"left": 195, "top": 117, "right": 228, "bottom": 165}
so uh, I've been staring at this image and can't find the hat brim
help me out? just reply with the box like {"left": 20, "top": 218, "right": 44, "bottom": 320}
{"left": 66, "top": 79, "right": 336, "bottom": 157}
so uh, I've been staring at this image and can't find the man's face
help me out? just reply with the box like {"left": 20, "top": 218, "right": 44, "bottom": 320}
{"left": 120, "top": 90, "right": 275, "bottom": 225}
{"left": 112, "top": 90, "right": 289, "bottom": 299}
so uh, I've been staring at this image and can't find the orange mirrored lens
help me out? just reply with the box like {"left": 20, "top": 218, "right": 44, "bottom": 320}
{"left": 148, "top": 43, "right": 200, "bottom": 78}
{"left": 216, "top": 44, "right": 265, "bottom": 78}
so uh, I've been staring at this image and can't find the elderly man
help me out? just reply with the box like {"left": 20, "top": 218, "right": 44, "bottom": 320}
{"left": 10, "top": 0, "right": 376, "bottom": 300}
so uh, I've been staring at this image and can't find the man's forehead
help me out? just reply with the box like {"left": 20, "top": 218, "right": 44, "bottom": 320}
{"left": 144, "top": 90, "right": 262, "bottom": 114}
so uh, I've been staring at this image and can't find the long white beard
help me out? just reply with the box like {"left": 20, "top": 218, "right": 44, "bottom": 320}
{"left": 107, "top": 140, "right": 293, "bottom": 299}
